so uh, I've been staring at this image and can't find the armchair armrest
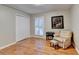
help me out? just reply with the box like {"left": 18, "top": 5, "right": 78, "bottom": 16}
{"left": 53, "top": 37, "right": 63, "bottom": 42}
{"left": 53, "top": 37, "right": 70, "bottom": 43}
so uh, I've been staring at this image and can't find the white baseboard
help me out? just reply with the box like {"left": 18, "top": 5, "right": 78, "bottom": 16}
{"left": 30, "top": 35, "right": 46, "bottom": 39}
{"left": 0, "top": 42, "right": 16, "bottom": 50}
{"left": 75, "top": 46, "right": 79, "bottom": 54}
{"left": 0, "top": 37, "right": 30, "bottom": 50}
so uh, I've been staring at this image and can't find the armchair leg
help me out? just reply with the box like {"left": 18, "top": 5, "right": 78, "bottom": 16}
{"left": 50, "top": 43, "right": 52, "bottom": 47}
{"left": 63, "top": 46, "right": 67, "bottom": 50}
{"left": 50, "top": 42, "right": 53, "bottom": 47}
{"left": 50, "top": 42, "right": 54, "bottom": 47}
{"left": 63, "top": 48, "right": 66, "bottom": 50}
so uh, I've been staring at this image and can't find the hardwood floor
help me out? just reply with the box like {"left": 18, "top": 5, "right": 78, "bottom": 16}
{"left": 0, "top": 37, "right": 78, "bottom": 55}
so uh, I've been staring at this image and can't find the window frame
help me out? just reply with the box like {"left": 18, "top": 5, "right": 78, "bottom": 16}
{"left": 35, "top": 16, "right": 44, "bottom": 36}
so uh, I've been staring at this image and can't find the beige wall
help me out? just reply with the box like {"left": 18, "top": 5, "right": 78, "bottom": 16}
{"left": 0, "top": 5, "right": 30, "bottom": 48}
{"left": 30, "top": 10, "right": 71, "bottom": 38}
{"left": 71, "top": 5, "right": 79, "bottom": 53}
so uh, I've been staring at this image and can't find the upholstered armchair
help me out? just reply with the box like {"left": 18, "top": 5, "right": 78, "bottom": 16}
{"left": 53, "top": 31, "right": 72, "bottom": 49}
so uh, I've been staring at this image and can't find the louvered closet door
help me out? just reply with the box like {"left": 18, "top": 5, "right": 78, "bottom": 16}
{"left": 16, "top": 15, "right": 26, "bottom": 41}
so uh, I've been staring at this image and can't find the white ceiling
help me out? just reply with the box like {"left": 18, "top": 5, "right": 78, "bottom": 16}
{"left": 4, "top": 4, "right": 72, "bottom": 14}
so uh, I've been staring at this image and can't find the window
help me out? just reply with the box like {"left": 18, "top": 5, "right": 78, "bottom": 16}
{"left": 35, "top": 16, "right": 44, "bottom": 36}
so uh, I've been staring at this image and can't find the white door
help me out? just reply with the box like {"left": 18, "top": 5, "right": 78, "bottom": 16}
{"left": 16, "top": 15, "right": 26, "bottom": 41}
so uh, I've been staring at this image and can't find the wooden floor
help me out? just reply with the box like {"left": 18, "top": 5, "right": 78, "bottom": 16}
{"left": 0, "top": 37, "right": 78, "bottom": 55}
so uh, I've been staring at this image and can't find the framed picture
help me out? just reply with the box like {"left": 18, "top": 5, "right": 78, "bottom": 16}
{"left": 51, "top": 16, "right": 64, "bottom": 29}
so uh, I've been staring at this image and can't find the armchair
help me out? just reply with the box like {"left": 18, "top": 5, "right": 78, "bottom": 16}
{"left": 53, "top": 31, "right": 72, "bottom": 49}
